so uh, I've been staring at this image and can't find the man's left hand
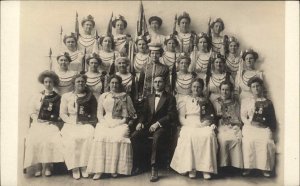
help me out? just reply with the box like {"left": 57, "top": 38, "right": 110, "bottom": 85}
{"left": 149, "top": 122, "right": 160, "bottom": 133}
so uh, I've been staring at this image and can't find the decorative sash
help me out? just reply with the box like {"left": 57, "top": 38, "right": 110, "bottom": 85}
{"left": 76, "top": 90, "right": 98, "bottom": 124}
{"left": 38, "top": 91, "right": 62, "bottom": 123}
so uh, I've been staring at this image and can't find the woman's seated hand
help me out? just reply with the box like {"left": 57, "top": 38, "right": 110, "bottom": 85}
{"left": 198, "top": 120, "right": 211, "bottom": 128}
{"left": 136, "top": 123, "right": 144, "bottom": 131}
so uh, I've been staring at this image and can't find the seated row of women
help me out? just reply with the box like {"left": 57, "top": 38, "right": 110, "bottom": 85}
{"left": 24, "top": 69, "right": 276, "bottom": 180}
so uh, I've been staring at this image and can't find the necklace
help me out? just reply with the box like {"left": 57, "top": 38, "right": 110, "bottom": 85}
{"left": 226, "top": 55, "right": 239, "bottom": 72}
{"left": 211, "top": 73, "right": 226, "bottom": 88}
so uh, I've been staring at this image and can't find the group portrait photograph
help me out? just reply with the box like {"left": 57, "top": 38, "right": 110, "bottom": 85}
{"left": 1, "top": 1, "right": 299, "bottom": 186}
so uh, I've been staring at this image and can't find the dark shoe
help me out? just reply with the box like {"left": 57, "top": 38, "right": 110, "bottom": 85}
{"left": 132, "top": 167, "right": 141, "bottom": 175}
{"left": 150, "top": 167, "right": 159, "bottom": 182}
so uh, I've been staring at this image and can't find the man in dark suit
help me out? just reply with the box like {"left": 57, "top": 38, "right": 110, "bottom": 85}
{"left": 131, "top": 75, "right": 177, "bottom": 182}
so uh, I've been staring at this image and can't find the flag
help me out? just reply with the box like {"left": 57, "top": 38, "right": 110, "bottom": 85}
{"left": 75, "top": 11, "right": 79, "bottom": 39}
{"left": 107, "top": 12, "right": 113, "bottom": 36}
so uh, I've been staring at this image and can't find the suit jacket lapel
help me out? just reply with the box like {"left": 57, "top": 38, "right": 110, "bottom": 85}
{"left": 155, "top": 91, "right": 166, "bottom": 113}
{"left": 149, "top": 94, "right": 155, "bottom": 115}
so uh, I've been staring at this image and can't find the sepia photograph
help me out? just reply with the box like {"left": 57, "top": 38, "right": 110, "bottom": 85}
{"left": 1, "top": 1, "right": 299, "bottom": 186}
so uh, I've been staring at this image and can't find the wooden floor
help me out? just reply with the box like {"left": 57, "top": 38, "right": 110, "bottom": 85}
{"left": 19, "top": 155, "right": 283, "bottom": 186}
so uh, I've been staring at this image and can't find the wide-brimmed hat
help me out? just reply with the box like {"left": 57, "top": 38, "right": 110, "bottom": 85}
{"left": 148, "top": 16, "right": 163, "bottom": 27}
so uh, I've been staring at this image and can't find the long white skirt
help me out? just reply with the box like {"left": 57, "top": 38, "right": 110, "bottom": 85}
{"left": 217, "top": 125, "right": 243, "bottom": 168}
{"left": 175, "top": 94, "right": 189, "bottom": 123}
{"left": 242, "top": 125, "right": 276, "bottom": 171}
{"left": 24, "top": 122, "right": 64, "bottom": 168}
{"left": 87, "top": 116, "right": 132, "bottom": 175}
{"left": 171, "top": 116, "right": 218, "bottom": 174}
{"left": 60, "top": 123, "right": 94, "bottom": 170}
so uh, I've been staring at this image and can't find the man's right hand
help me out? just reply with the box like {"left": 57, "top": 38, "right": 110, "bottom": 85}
{"left": 136, "top": 123, "right": 144, "bottom": 131}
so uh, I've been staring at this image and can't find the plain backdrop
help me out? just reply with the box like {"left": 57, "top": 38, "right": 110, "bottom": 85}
{"left": 19, "top": 0, "right": 285, "bottom": 151}
{"left": 2, "top": 1, "right": 299, "bottom": 186}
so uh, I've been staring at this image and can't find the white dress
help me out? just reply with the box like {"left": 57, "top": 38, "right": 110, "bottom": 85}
{"left": 175, "top": 72, "right": 193, "bottom": 121}
{"left": 160, "top": 51, "right": 180, "bottom": 70}
{"left": 190, "top": 51, "right": 211, "bottom": 79}
{"left": 114, "top": 34, "right": 131, "bottom": 55}
{"left": 213, "top": 97, "right": 243, "bottom": 168}
{"left": 86, "top": 71, "right": 103, "bottom": 99}
{"left": 235, "top": 69, "right": 263, "bottom": 102}
{"left": 149, "top": 31, "right": 165, "bottom": 45}
{"left": 78, "top": 33, "right": 97, "bottom": 54}
{"left": 24, "top": 92, "right": 64, "bottom": 168}
{"left": 133, "top": 53, "right": 149, "bottom": 79}
{"left": 59, "top": 92, "right": 95, "bottom": 170}
{"left": 241, "top": 97, "right": 276, "bottom": 171}
{"left": 207, "top": 72, "right": 233, "bottom": 102}
{"left": 98, "top": 50, "right": 120, "bottom": 73}
{"left": 225, "top": 53, "right": 241, "bottom": 79}
{"left": 211, "top": 35, "right": 225, "bottom": 56}
{"left": 176, "top": 32, "right": 193, "bottom": 53}
{"left": 87, "top": 92, "right": 134, "bottom": 175}
{"left": 171, "top": 96, "right": 218, "bottom": 174}
{"left": 55, "top": 70, "right": 77, "bottom": 95}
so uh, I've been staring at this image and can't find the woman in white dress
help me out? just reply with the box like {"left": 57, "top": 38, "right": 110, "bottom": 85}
{"left": 213, "top": 81, "right": 243, "bottom": 170}
{"left": 133, "top": 35, "right": 149, "bottom": 79}
{"left": 171, "top": 78, "right": 218, "bottom": 180}
{"left": 77, "top": 15, "right": 97, "bottom": 54}
{"left": 98, "top": 35, "right": 120, "bottom": 73}
{"left": 224, "top": 36, "right": 242, "bottom": 79}
{"left": 206, "top": 54, "right": 234, "bottom": 102}
{"left": 112, "top": 15, "right": 132, "bottom": 56}
{"left": 208, "top": 17, "right": 227, "bottom": 57}
{"left": 55, "top": 52, "right": 78, "bottom": 95}
{"left": 175, "top": 55, "right": 195, "bottom": 121}
{"left": 24, "top": 70, "right": 64, "bottom": 177}
{"left": 241, "top": 77, "right": 276, "bottom": 177}
{"left": 60, "top": 74, "right": 98, "bottom": 179}
{"left": 160, "top": 35, "right": 180, "bottom": 70}
{"left": 87, "top": 75, "right": 136, "bottom": 179}
{"left": 175, "top": 11, "right": 196, "bottom": 54}
{"left": 86, "top": 53, "right": 106, "bottom": 98}
{"left": 148, "top": 16, "right": 165, "bottom": 45}
{"left": 235, "top": 49, "right": 263, "bottom": 102}
{"left": 61, "top": 32, "right": 83, "bottom": 72}
{"left": 116, "top": 57, "right": 134, "bottom": 95}
{"left": 189, "top": 32, "right": 212, "bottom": 79}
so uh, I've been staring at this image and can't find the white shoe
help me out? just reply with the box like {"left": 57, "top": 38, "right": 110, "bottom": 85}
{"left": 263, "top": 171, "right": 271, "bottom": 177}
{"left": 44, "top": 168, "right": 52, "bottom": 177}
{"left": 203, "top": 172, "right": 211, "bottom": 180}
{"left": 188, "top": 169, "right": 196, "bottom": 178}
{"left": 242, "top": 170, "right": 251, "bottom": 176}
{"left": 34, "top": 171, "right": 42, "bottom": 177}
{"left": 111, "top": 173, "right": 118, "bottom": 178}
{"left": 81, "top": 167, "right": 89, "bottom": 178}
{"left": 93, "top": 173, "right": 102, "bottom": 180}
{"left": 72, "top": 168, "right": 80, "bottom": 180}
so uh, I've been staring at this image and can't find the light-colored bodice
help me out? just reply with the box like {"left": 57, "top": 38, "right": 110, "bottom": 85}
{"left": 175, "top": 72, "right": 193, "bottom": 95}
{"left": 86, "top": 71, "right": 103, "bottom": 98}
{"left": 56, "top": 70, "right": 77, "bottom": 95}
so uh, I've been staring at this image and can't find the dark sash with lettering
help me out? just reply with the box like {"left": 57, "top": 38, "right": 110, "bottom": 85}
{"left": 76, "top": 90, "right": 98, "bottom": 126}
{"left": 38, "top": 91, "right": 62, "bottom": 123}
{"left": 252, "top": 99, "right": 277, "bottom": 130}
{"left": 198, "top": 98, "right": 216, "bottom": 123}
